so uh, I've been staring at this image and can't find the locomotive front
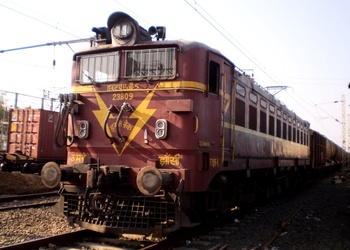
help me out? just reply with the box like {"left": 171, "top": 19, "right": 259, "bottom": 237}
{"left": 41, "top": 12, "right": 221, "bottom": 236}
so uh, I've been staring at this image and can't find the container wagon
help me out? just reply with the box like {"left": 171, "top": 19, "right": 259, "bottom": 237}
{"left": 0, "top": 108, "right": 66, "bottom": 173}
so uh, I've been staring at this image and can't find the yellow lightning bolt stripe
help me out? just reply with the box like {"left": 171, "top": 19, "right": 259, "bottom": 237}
{"left": 92, "top": 93, "right": 119, "bottom": 154}
{"left": 91, "top": 91, "right": 156, "bottom": 156}
{"left": 119, "top": 91, "right": 156, "bottom": 155}
{"left": 92, "top": 93, "right": 109, "bottom": 129}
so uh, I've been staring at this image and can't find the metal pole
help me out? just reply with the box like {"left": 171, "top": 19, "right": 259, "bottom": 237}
{"left": 342, "top": 94, "right": 346, "bottom": 171}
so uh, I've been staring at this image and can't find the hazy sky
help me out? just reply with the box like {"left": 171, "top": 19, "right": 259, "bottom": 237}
{"left": 1, "top": 0, "right": 350, "bottom": 146}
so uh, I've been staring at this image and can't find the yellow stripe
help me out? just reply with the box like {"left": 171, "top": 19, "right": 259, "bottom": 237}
{"left": 224, "top": 122, "right": 235, "bottom": 130}
{"left": 71, "top": 80, "right": 206, "bottom": 94}
{"left": 158, "top": 80, "right": 206, "bottom": 90}
{"left": 235, "top": 125, "right": 273, "bottom": 139}
{"left": 71, "top": 85, "right": 95, "bottom": 93}
{"left": 235, "top": 125, "right": 309, "bottom": 146}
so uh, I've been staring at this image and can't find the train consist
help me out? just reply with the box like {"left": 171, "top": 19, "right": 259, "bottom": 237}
{"left": 0, "top": 109, "right": 66, "bottom": 173}
{"left": 40, "top": 12, "right": 348, "bottom": 236}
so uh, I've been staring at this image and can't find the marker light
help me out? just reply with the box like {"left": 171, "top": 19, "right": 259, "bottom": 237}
{"left": 78, "top": 120, "right": 89, "bottom": 139}
{"left": 155, "top": 119, "right": 168, "bottom": 139}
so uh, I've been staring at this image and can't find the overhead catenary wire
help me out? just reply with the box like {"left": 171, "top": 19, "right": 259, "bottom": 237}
{"left": 183, "top": 1, "right": 316, "bottom": 121}
{"left": 0, "top": 38, "right": 93, "bottom": 54}
{"left": 0, "top": 1, "right": 94, "bottom": 54}
{"left": 184, "top": 0, "right": 344, "bottom": 145}
{"left": 0, "top": 1, "right": 85, "bottom": 39}
{"left": 184, "top": 0, "right": 282, "bottom": 87}
{"left": 0, "top": 0, "right": 346, "bottom": 145}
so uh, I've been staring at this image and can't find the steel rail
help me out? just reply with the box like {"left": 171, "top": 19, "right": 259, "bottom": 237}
{"left": 0, "top": 191, "right": 58, "bottom": 203}
{"left": 0, "top": 201, "right": 58, "bottom": 211}
{"left": 0, "top": 229, "right": 92, "bottom": 250}
{"left": 256, "top": 204, "right": 303, "bottom": 250}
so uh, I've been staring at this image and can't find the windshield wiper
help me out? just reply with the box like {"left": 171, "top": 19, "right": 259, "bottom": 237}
{"left": 83, "top": 71, "right": 100, "bottom": 87}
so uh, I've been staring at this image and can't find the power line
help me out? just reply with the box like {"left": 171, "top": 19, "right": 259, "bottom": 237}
{"left": 0, "top": 2, "right": 84, "bottom": 39}
{"left": 112, "top": 0, "right": 153, "bottom": 27}
{"left": 0, "top": 38, "right": 93, "bottom": 53}
{"left": 184, "top": 0, "right": 283, "bottom": 87}
{"left": 184, "top": 0, "right": 346, "bottom": 146}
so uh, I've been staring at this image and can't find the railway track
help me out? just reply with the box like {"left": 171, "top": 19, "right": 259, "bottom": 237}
{"left": 170, "top": 202, "right": 304, "bottom": 250}
{"left": 0, "top": 190, "right": 305, "bottom": 249}
{"left": 256, "top": 204, "right": 303, "bottom": 249}
{"left": 0, "top": 192, "right": 59, "bottom": 211}
{"left": 1, "top": 175, "right": 348, "bottom": 249}
{"left": 0, "top": 230, "right": 93, "bottom": 250}
{"left": 0, "top": 204, "right": 299, "bottom": 250}
{"left": 0, "top": 228, "right": 192, "bottom": 249}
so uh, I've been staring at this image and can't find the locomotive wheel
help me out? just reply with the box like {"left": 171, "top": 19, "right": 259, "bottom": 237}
{"left": 41, "top": 161, "right": 61, "bottom": 188}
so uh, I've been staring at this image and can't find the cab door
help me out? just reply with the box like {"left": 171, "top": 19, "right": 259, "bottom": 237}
{"left": 221, "top": 61, "right": 235, "bottom": 164}
{"left": 208, "top": 52, "right": 235, "bottom": 165}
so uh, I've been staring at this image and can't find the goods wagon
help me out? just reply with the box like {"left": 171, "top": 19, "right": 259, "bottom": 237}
{"left": 0, "top": 108, "right": 66, "bottom": 173}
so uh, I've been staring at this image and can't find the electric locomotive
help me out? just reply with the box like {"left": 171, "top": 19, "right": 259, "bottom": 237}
{"left": 41, "top": 11, "right": 329, "bottom": 236}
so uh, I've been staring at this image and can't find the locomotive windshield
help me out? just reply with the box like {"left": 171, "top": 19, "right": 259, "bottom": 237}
{"left": 125, "top": 48, "right": 176, "bottom": 80}
{"left": 78, "top": 52, "right": 120, "bottom": 84}
{"left": 77, "top": 47, "right": 176, "bottom": 84}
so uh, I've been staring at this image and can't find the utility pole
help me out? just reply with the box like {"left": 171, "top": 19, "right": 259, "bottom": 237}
{"left": 348, "top": 114, "right": 350, "bottom": 153}
{"left": 342, "top": 94, "right": 347, "bottom": 171}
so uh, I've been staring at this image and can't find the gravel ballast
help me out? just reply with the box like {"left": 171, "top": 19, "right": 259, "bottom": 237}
{"left": 179, "top": 172, "right": 350, "bottom": 249}
{"left": 0, "top": 172, "right": 80, "bottom": 247}
{"left": 0, "top": 207, "right": 81, "bottom": 246}
{"left": 1, "top": 172, "right": 350, "bottom": 249}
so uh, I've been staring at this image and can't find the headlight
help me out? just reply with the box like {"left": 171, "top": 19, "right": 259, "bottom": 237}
{"left": 112, "top": 22, "right": 133, "bottom": 39}
{"left": 108, "top": 12, "right": 139, "bottom": 46}
{"left": 107, "top": 12, "right": 151, "bottom": 46}
{"left": 155, "top": 119, "right": 167, "bottom": 139}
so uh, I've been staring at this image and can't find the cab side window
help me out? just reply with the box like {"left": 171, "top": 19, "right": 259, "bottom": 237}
{"left": 209, "top": 61, "right": 220, "bottom": 95}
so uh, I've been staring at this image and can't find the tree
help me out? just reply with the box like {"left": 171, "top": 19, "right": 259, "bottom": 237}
{"left": 0, "top": 92, "right": 9, "bottom": 139}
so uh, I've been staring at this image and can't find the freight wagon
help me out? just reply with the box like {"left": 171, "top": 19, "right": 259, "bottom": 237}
{"left": 0, "top": 108, "right": 66, "bottom": 173}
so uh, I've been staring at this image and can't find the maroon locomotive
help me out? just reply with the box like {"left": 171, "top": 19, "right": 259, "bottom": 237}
{"left": 41, "top": 12, "right": 345, "bottom": 236}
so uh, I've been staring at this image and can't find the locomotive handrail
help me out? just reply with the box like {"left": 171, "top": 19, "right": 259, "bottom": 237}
{"left": 54, "top": 97, "right": 75, "bottom": 148}
{"left": 115, "top": 102, "right": 134, "bottom": 143}
{"left": 104, "top": 105, "right": 118, "bottom": 144}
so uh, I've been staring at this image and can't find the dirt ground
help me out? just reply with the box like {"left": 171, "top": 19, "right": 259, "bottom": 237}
{"left": 0, "top": 172, "right": 55, "bottom": 195}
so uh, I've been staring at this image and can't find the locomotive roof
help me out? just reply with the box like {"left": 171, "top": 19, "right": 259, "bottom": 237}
{"left": 235, "top": 69, "right": 310, "bottom": 127}
{"left": 74, "top": 39, "right": 222, "bottom": 57}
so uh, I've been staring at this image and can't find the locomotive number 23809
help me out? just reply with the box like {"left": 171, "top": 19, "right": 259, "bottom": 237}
{"left": 112, "top": 92, "right": 134, "bottom": 101}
